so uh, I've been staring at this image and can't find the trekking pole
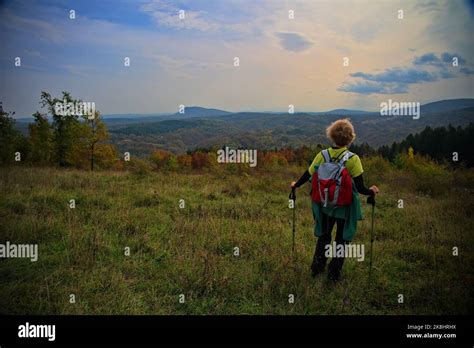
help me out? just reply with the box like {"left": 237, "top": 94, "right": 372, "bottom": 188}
{"left": 289, "top": 187, "right": 296, "bottom": 257}
{"left": 367, "top": 195, "right": 376, "bottom": 278}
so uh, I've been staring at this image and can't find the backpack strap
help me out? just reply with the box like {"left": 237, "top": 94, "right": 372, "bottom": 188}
{"left": 334, "top": 150, "right": 347, "bottom": 162}
{"left": 321, "top": 149, "right": 331, "bottom": 163}
{"left": 339, "top": 151, "right": 354, "bottom": 165}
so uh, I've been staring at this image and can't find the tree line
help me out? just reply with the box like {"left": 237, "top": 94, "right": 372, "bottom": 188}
{"left": 1, "top": 91, "right": 116, "bottom": 170}
{"left": 375, "top": 123, "right": 473, "bottom": 167}
{"left": 1, "top": 91, "right": 472, "bottom": 169}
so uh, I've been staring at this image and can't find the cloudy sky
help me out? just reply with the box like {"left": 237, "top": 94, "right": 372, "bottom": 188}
{"left": 0, "top": 0, "right": 473, "bottom": 117}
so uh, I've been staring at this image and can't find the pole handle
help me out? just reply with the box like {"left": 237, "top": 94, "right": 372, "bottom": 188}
{"left": 367, "top": 195, "right": 375, "bottom": 206}
{"left": 289, "top": 187, "right": 296, "bottom": 201}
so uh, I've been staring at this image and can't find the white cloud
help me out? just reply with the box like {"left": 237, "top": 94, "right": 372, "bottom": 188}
{"left": 140, "top": 0, "right": 223, "bottom": 32}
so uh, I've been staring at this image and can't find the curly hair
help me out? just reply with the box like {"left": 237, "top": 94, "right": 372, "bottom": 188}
{"left": 326, "top": 119, "right": 356, "bottom": 147}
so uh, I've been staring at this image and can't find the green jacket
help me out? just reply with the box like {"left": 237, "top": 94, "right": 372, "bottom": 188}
{"left": 310, "top": 175, "right": 363, "bottom": 242}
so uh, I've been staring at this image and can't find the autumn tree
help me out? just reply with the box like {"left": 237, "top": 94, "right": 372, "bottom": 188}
{"left": 81, "top": 111, "right": 110, "bottom": 171}
{"left": 177, "top": 154, "right": 192, "bottom": 168}
{"left": 35, "top": 92, "right": 115, "bottom": 170}
{"left": 93, "top": 144, "right": 118, "bottom": 169}
{"left": 191, "top": 152, "right": 212, "bottom": 169}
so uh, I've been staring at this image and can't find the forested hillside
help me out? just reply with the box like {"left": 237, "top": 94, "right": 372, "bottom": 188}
{"left": 108, "top": 106, "right": 474, "bottom": 156}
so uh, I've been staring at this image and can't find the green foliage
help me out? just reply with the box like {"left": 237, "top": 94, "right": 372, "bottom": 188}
{"left": 150, "top": 150, "right": 178, "bottom": 171}
{"left": 395, "top": 153, "right": 452, "bottom": 197}
{"left": 124, "top": 157, "right": 153, "bottom": 175}
{"left": 350, "top": 142, "right": 377, "bottom": 157}
{"left": 79, "top": 111, "right": 110, "bottom": 171}
{"left": 39, "top": 91, "right": 80, "bottom": 166}
{"left": 28, "top": 112, "right": 54, "bottom": 164}
{"left": 379, "top": 123, "right": 473, "bottom": 167}
{"left": 1, "top": 92, "right": 118, "bottom": 170}
{"left": 361, "top": 156, "right": 392, "bottom": 182}
{"left": 0, "top": 108, "right": 27, "bottom": 165}
{"left": 29, "top": 92, "right": 116, "bottom": 169}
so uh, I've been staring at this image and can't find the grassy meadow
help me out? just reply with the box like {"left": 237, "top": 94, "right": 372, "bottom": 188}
{"left": 0, "top": 157, "right": 473, "bottom": 315}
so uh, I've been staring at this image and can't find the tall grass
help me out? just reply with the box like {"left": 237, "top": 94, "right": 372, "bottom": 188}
{"left": 0, "top": 157, "right": 473, "bottom": 315}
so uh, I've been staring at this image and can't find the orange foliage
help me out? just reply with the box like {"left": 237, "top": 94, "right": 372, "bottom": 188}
{"left": 177, "top": 154, "right": 192, "bottom": 168}
{"left": 191, "top": 152, "right": 212, "bottom": 169}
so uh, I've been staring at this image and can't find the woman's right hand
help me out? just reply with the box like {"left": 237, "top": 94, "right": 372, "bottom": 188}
{"left": 369, "top": 185, "right": 380, "bottom": 194}
{"left": 291, "top": 181, "right": 297, "bottom": 188}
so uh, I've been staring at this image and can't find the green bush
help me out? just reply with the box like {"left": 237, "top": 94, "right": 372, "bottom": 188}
{"left": 396, "top": 154, "right": 452, "bottom": 196}
{"left": 125, "top": 157, "right": 152, "bottom": 175}
{"left": 150, "top": 150, "right": 178, "bottom": 171}
{"left": 362, "top": 156, "right": 392, "bottom": 182}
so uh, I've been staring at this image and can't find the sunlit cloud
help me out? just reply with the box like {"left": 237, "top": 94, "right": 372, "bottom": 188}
{"left": 339, "top": 52, "right": 472, "bottom": 95}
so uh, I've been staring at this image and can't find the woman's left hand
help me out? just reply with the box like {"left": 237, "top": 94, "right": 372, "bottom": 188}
{"left": 369, "top": 185, "right": 380, "bottom": 194}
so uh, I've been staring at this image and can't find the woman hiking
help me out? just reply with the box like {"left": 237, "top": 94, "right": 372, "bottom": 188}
{"left": 291, "top": 119, "right": 379, "bottom": 282}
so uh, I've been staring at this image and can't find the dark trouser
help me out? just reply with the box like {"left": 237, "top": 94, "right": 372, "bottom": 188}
{"left": 311, "top": 213, "right": 348, "bottom": 278}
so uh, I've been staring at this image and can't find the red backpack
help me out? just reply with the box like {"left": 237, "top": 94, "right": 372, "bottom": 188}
{"left": 311, "top": 149, "right": 354, "bottom": 208}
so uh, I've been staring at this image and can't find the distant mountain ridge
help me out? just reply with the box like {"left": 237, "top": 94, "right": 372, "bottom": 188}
{"left": 12, "top": 99, "right": 474, "bottom": 155}
{"left": 104, "top": 98, "right": 473, "bottom": 119}
{"left": 419, "top": 99, "right": 474, "bottom": 114}
{"left": 170, "top": 106, "right": 232, "bottom": 118}
{"left": 307, "top": 109, "right": 376, "bottom": 116}
{"left": 107, "top": 99, "right": 474, "bottom": 155}
{"left": 14, "top": 98, "right": 474, "bottom": 121}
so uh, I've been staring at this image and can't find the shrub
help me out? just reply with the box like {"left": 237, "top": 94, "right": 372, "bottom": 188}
{"left": 396, "top": 153, "right": 452, "bottom": 196}
{"left": 363, "top": 156, "right": 392, "bottom": 182}
{"left": 150, "top": 150, "right": 178, "bottom": 171}
{"left": 177, "top": 154, "right": 192, "bottom": 168}
{"left": 191, "top": 152, "right": 213, "bottom": 170}
{"left": 279, "top": 148, "right": 295, "bottom": 163}
{"left": 261, "top": 152, "right": 288, "bottom": 168}
{"left": 125, "top": 157, "right": 152, "bottom": 175}
{"left": 94, "top": 144, "right": 118, "bottom": 169}
{"left": 453, "top": 168, "right": 474, "bottom": 190}
{"left": 293, "top": 146, "right": 316, "bottom": 166}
